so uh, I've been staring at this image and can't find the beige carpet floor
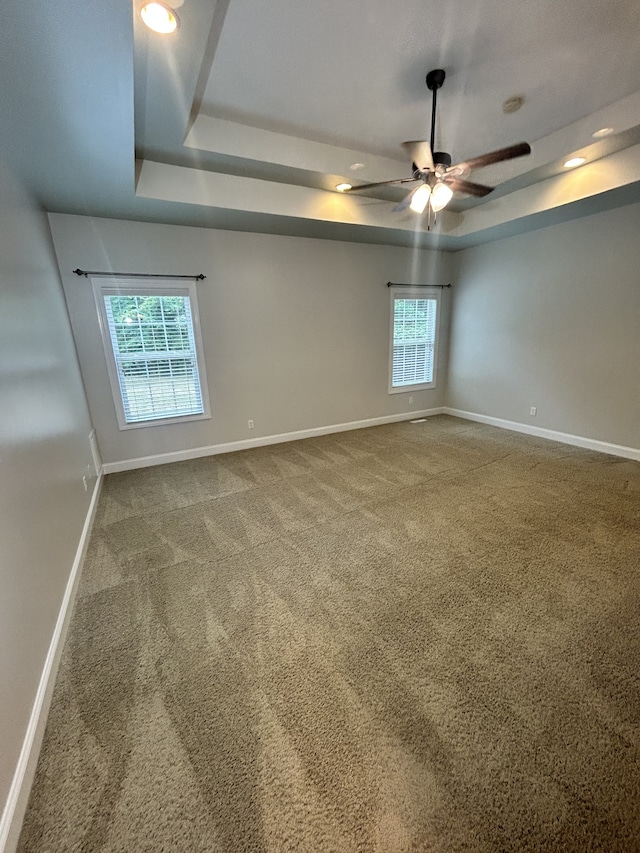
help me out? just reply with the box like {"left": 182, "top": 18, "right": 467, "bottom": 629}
{"left": 18, "top": 416, "right": 640, "bottom": 852}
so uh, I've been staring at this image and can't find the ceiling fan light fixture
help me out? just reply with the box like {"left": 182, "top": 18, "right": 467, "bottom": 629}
{"left": 140, "top": 2, "right": 179, "bottom": 33}
{"left": 410, "top": 184, "right": 431, "bottom": 213}
{"left": 430, "top": 181, "right": 453, "bottom": 212}
{"left": 336, "top": 183, "right": 352, "bottom": 192}
{"left": 339, "top": 70, "right": 530, "bottom": 222}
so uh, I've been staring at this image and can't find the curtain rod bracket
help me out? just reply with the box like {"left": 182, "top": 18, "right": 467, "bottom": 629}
{"left": 73, "top": 269, "right": 206, "bottom": 281}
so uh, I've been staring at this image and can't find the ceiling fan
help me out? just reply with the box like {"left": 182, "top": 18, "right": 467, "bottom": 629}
{"left": 340, "top": 68, "right": 531, "bottom": 217}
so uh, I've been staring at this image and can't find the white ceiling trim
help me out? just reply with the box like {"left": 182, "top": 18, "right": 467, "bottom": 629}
{"left": 185, "top": 90, "right": 640, "bottom": 193}
{"left": 453, "top": 142, "right": 640, "bottom": 238}
{"left": 135, "top": 160, "right": 460, "bottom": 236}
{"left": 476, "top": 88, "right": 640, "bottom": 186}
{"left": 184, "top": 116, "right": 406, "bottom": 185}
{"left": 137, "top": 142, "right": 640, "bottom": 243}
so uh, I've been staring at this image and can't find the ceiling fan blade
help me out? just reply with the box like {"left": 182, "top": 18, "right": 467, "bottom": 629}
{"left": 444, "top": 177, "right": 494, "bottom": 198}
{"left": 343, "top": 177, "right": 417, "bottom": 192}
{"left": 402, "top": 140, "right": 434, "bottom": 172}
{"left": 452, "top": 141, "right": 531, "bottom": 173}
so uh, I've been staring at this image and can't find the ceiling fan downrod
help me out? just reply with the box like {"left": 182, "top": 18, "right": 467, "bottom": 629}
{"left": 426, "top": 68, "right": 446, "bottom": 155}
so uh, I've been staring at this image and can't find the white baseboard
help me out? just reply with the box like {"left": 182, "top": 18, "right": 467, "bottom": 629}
{"left": 0, "top": 474, "right": 103, "bottom": 853}
{"left": 102, "top": 408, "right": 446, "bottom": 474}
{"left": 443, "top": 407, "right": 640, "bottom": 462}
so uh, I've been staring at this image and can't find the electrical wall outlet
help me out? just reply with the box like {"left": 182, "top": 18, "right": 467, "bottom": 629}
{"left": 409, "top": 396, "right": 414, "bottom": 404}
{"left": 248, "top": 419, "right": 254, "bottom": 429}
{"left": 530, "top": 406, "right": 537, "bottom": 416}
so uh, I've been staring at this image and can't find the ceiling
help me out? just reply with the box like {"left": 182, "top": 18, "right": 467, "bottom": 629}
{"left": 2, "top": 0, "right": 640, "bottom": 249}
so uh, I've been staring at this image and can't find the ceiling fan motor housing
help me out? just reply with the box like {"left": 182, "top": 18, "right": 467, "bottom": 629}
{"left": 433, "top": 151, "right": 452, "bottom": 167}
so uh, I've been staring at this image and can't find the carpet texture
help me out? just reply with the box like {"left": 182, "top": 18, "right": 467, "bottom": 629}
{"left": 18, "top": 416, "right": 640, "bottom": 852}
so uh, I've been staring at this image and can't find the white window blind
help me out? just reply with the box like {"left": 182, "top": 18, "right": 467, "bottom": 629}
{"left": 390, "top": 294, "right": 438, "bottom": 390}
{"left": 94, "top": 279, "right": 210, "bottom": 429}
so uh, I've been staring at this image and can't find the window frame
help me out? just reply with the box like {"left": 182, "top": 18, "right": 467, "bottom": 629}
{"left": 388, "top": 287, "right": 440, "bottom": 394}
{"left": 92, "top": 276, "right": 211, "bottom": 430}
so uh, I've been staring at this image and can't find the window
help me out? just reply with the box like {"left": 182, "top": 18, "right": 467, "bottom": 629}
{"left": 93, "top": 278, "right": 210, "bottom": 429}
{"left": 389, "top": 288, "right": 440, "bottom": 393}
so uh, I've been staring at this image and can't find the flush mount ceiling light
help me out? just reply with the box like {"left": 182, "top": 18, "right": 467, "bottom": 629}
{"left": 564, "top": 157, "right": 586, "bottom": 169}
{"left": 140, "top": 2, "right": 179, "bottom": 33}
{"left": 336, "top": 183, "right": 352, "bottom": 192}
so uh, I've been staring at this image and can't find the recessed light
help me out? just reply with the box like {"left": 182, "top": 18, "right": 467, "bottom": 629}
{"left": 592, "top": 127, "right": 614, "bottom": 139}
{"left": 140, "top": 2, "right": 179, "bottom": 33}
{"left": 564, "top": 157, "right": 586, "bottom": 169}
{"left": 336, "top": 183, "right": 352, "bottom": 192}
{"left": 350, "top": 163, "right": 365, "bottom": 171}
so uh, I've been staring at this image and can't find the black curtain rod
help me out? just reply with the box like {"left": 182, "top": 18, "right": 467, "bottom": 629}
{"left": 73, "top": 269, "right": 206, "bottom": 280}
{"left": 387, "top": 281, "right": 451, "bottom": 288}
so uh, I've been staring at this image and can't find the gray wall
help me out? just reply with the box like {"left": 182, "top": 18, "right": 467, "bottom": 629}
{"left": 448, "top": 203, "right": 640, "bottom": 450}
{"left": 3, "top": 188, "right": 639, "bottom": 840}
{"left": 49, "top": 215, "right": 453, "bottom": 466}
{"left": 0, "top": 161, "right": 96, "bottom": 831}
